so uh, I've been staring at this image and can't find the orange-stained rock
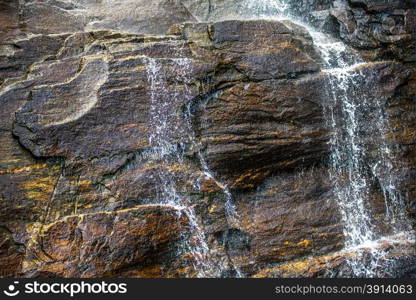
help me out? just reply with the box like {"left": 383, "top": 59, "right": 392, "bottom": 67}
{"left": 253, "top": 237, "right": 416, "bottom": 278}
{"left": 22, "top": 205, "right": 196, "bottom": 278}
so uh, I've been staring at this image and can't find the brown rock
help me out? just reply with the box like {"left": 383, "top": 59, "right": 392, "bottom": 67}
{"left": 23, "top": 205, "right": 196, "bottom": 278}
{"left": 194, "top": 75, "right": 329, "bottom": 189}
{"left": 253, "top": 237, "right": 416, "bottom": 278}
{"left": 0, "top": 7, "right": 415, "bottom": 278}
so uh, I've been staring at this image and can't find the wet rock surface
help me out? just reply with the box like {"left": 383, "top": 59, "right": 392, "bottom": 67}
{"left": 13, "top": 0, "right": 196, "bottom": 35}
{"left": 0, "top": 1, "right": 415, "bottom": 277}
{"left": 253, "top": 237, "right": 416, "bottom": 278}
{"left": 23, "top": 205, "right": 196, "bottom": 278}
{"left": 182, "top": 0, "right": 416, "bottom": 62}
{"left": 286, "top": 0, "right": 416, "bottom": 61}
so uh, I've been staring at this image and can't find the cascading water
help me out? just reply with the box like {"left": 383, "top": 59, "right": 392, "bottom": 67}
{"left": 234, "top": 0, "right": 288, "bottom": 19}
{"left": 229, "top": 0, "right": 414, "bottom": 277}
{"left": 311, "top": 35, "right": 379, "bottom": 247}
{"left": 144, "top": 49, "right": 246, "bottom": 277}
{"left": 309, "top": 32, "right": 410, "bottom": 277}
{"left": 282, "top": 11, "right": 414, "bottom": 278}
{"left": 143, "top": 55, "right": 216, "bottom": 277}
{"left": 144, "top": 57, "right": 189, "bottom": 206}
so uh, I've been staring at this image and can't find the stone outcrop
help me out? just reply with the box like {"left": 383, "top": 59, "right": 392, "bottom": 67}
{"left": 23, "top": 205, "right": 196, "bottom": 278}
{"left": 181, "top": 0, "right": 416, "bottom": 62}
{"left": 11, "top": 0, "right": 196, "bottom": 35}
{"left": 253, "top": 235, "right": 416, "bottom": 278}
{"left": 285, "top": 0, "right": 416, "bottom": 62}
{"left": 0, "top": 0, "right": 415, "bottom": 278}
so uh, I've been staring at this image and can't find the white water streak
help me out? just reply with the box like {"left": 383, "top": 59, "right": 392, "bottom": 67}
{"left": 144, "top": 56, "right": 215, "bottom": 277}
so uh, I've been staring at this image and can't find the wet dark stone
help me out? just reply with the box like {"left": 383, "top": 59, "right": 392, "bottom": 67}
{"left": 0, "top": 2, "right": 415, "bottom": 278}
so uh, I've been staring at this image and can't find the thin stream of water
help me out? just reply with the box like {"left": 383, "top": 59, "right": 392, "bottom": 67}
{"left": 144, "top": 56, "right": 216, "bottom": 277}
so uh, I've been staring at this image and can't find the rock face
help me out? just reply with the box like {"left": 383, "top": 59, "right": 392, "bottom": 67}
{"left": 15, "top": 0, "right": 197, "bottom": 35}
{"left": 182, "top": 0, "right": 416, "bottom": 61}
{"left": 253, "top": 236, "right": 416, "bottom": 278}
{"left": 286, "top": 0, "right": 416, "bottom": 61}
{"left": 24, "top": 205, "right": 196, "bottom": 278}
{"left": 0, "top": 0, "right": 415, "bottom": 278}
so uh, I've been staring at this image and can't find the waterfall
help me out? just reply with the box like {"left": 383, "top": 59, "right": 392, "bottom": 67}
{"left": 143, "top": 56, "right": 215, "bottom": 277}
{"left": 144, "top": 53, "right": 245, "bottom": 277}
{"left": 310, "top": 33, "right": 379, "bottom": 247}
{"left": 144, "top": 57, "right": 190, "bottom": 206}
{"left": 233, "top": 0, "right": 414, "bottom": 277}
{"left": 308, "top": 31, "right": 408, "bottom": 277}
{"left": 282, "top": 9, "right": 414, "bottom": 277}
{"left": 235, "top": 0, "right": 288, "bottom": 19}
{"left": 314, "top": 36, "right": 413, "bottom": 243}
